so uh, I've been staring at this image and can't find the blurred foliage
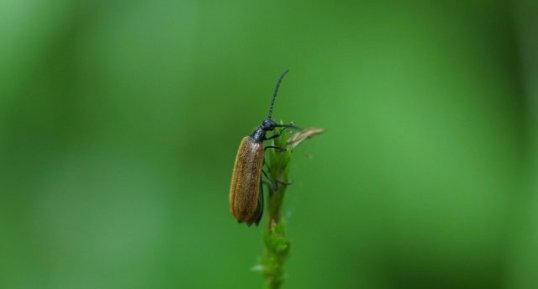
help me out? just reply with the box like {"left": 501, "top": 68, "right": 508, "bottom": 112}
{"left": 1, "top": 0, "right": 537, "bottom": 289}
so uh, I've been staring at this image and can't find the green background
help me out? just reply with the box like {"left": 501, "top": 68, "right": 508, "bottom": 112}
{"left": 1, "top": 0, "right": 537, "bottom": 289}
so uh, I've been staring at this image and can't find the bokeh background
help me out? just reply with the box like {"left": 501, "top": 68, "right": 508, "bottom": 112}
{"left": 1, "top": 0, "right": 537, "bottom": 289}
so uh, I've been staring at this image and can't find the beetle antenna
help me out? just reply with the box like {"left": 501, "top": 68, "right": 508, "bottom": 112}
{"left": 267, "top": 69, "right": 289, "bottom": 120}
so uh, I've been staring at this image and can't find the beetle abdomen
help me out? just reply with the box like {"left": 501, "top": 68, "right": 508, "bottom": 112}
{"left": 229, "top": 136, "right": 264, "bottom": 225}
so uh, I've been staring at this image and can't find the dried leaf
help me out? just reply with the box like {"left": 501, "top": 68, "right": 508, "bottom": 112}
{"left": 287, "top": 128, "right": 325, "bottom": 149}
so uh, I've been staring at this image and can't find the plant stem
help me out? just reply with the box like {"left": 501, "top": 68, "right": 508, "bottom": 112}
{"left": 254, "top": 126, "right": 324, "bottom": 289}
{"left": 257, "top": 129, "right": 291, "bottom": 289}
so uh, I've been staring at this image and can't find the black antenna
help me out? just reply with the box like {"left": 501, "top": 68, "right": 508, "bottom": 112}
{"left": 267, "top": 69, "right": 289, "bottom": 119}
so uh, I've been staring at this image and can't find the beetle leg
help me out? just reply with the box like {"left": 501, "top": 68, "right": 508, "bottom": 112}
{"left": 264, "top": 145, "right": 286, "bottom": 152}
{"left": 274, "top": 123, "right": 302, "bottom": 130}
{"left": 276, "top": 179, "right": 293, "bottom": 187}
{"left": 262, "top": 169, "right": 292, "bottom": 192}
{"left": 269, "top": 179, "right": 292, "bottom": 190}
{"left": 262, "top": 169, "right": 270, "bottom": 179}
{"left": 262, "top": 179, "right": 278, "bottom": 192}
{"left": 261, "top": 169, "right": 278, "bottom": 192}
{"left": 263, "top": 133, "right": 281, "bottom": 141}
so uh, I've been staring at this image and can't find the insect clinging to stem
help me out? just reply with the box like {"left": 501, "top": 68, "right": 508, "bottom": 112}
{"left": 229, "top": 69, "right": 299, "bottom": 226}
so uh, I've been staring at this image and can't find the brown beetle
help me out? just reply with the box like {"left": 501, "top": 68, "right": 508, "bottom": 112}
{"left": 229, "top": 69, "right": 298, "bottom": 226}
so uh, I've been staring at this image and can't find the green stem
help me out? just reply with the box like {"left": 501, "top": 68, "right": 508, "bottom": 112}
{"left": 258, "top": 129, "right": 291, "bottom": 289}
{"left": 254, "top": 125, "right": 324, "bottom": 289}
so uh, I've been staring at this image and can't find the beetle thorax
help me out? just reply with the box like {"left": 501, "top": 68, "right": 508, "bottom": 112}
{"left": 250, "top": 118, "right": 277, "bottom": 142}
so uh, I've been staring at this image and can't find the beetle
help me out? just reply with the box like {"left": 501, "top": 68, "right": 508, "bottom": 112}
{"left": 229, "top": 69, "right": 299, "bottom": 226}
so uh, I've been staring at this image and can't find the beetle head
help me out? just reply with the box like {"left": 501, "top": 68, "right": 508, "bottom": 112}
{"left": 262, "top": 118, "right": 277, "bottom": 130}
{"left": 250, "top": 118, "right": 278, "bottom": 142}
